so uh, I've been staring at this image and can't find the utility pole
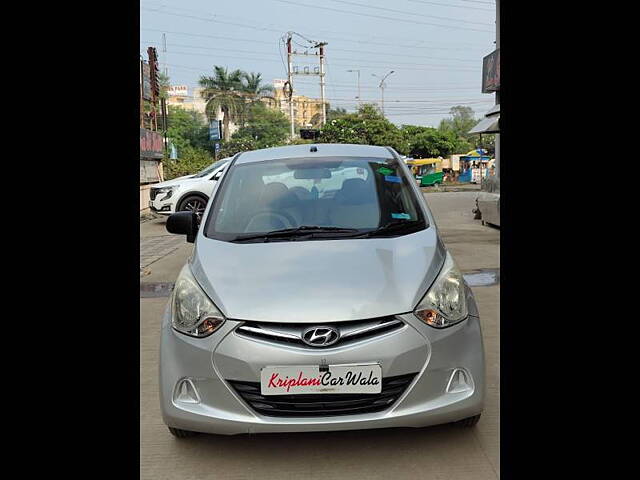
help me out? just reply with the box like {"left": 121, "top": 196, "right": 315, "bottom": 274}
{"left": 162, "top": 33, "right": 168, "bottom": 77}
{"left": 372, "top": 70, "right": 394, "bottom": 116}
{"left": 319, "top": 43, "right": 327, "bottom": 126}
{"left": 286, "top": 35, "right": 295, "bottom": 139}
{"left": 285, "top": 32, "right": 328, "bottom": 135}
{"left": 347, "top": 69, "right": 361, "bottom": 106}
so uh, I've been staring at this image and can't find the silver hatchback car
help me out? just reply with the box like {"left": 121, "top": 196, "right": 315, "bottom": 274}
{"left": 161, "top": 143, "right": 485, "bottom": 437}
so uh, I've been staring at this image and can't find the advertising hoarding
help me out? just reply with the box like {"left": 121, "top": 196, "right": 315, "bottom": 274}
{"left": 141, "top": 61, "right": 152, "bottom": 101}
{"left": 140, "top": 128, "right": 164, "bottom": 159}
{"left": 482, "top": 49, "right": 500, "bottom": 93}
{"left": 168, "top": 85, "right": 188, "bottom": 97}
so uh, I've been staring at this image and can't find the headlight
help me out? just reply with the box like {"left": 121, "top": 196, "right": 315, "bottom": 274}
{"left": 157, "top": 186, "right": 177, "bottom": 200}
{"left": 414, "top": 252, "right": 468, "bottom": 328}
{"left": 172, "top": 266, "right": 225, "bottom": 337}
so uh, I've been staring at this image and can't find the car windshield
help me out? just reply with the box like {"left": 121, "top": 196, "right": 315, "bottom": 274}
{"left": 204, "top": 155, "right": 427, "bottom": 242}
{"left": 192, "top": 158, "right": 230, "bottom": 178}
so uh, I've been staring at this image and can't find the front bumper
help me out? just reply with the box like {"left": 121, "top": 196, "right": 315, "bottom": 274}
{"left": 159, "top": 294, "right": 485, "bottom": 435}
{"left": 149, "top": 192, "right": 175, "bottom": 215}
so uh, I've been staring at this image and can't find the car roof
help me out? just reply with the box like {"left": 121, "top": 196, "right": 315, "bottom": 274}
{"left": 234, "top": 144, "right": 394, "bottom": 165}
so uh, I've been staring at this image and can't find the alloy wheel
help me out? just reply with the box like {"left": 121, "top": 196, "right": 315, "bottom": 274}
{"left": 183, "top": 198, "right": 206, "bottom": 222}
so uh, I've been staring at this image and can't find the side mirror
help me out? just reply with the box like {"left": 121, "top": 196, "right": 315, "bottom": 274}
{"left": 212, "top": 171, "right": 222, "bottom": 181}
{"left": 166, "top": 211, "right": 198, "bottom": 243}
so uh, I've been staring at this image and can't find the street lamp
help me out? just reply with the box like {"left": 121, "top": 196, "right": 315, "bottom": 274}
{"left": 372, "top": 70, "right": 394, "bottom": 116}
{"left": 346, "top": 69, "right": 361, "bottom": 106}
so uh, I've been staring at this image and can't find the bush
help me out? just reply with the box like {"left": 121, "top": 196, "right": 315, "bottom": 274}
{"left": 163, "top": 146, "right": 214, "bottom": 180}
{"left": 217, "top": 137, "right": 259, "bottom": 159}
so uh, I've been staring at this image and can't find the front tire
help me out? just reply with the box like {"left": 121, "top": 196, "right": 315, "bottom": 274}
{"left": 168, "top": 427, "right": 198, "bottom": 438}
{"left": 177, "top": 195, "right": 208, "bottom": 223}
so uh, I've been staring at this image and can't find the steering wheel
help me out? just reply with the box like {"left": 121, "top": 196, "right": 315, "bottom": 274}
{"left": 244, "top": 210, "right": 297, "bottom": 232}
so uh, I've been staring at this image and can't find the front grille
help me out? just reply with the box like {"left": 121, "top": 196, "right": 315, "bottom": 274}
{"left": 228, "top": 373, "right": 417, "bottom": 417}
{"left": 235, "top": 316, "right": 404, "bottom": 349}
{"left": 149, "top": 188, "right": 159, "bottom": 201}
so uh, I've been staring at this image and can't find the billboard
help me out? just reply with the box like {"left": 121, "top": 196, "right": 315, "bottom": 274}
{"left": 482, "top": 49, "right": 500, "bottom": 93}
{"left": 141, "top": 61, "right": 152, "bottom": 101}
{"left": 140, "top": 128, "right": 164, "bottom": 159}
{"left": 168, "top": 85, "right": 188, "bottom": 97}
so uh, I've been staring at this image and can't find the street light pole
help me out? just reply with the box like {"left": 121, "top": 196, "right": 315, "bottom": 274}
{"left": 347, "top": 69, "right": 361, "bottom": 106}
{"left": 372, "top": 70, "right": 394, "bottom": 116}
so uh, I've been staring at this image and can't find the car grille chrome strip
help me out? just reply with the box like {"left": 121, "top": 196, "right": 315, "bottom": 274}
{"left": 235, "top": 317, "right": 404, "bottom": 348}
{"left": 339, "top": 318, "right": 403, "bottom": 339}
{"left": 235, "top": 325, "right": 301, "bottom": 341}
{"left": 228, "top": 373, "right": 417, "bottom": 417}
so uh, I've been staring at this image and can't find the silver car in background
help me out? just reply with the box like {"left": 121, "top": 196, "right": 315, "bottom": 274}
{"left": 161, "top": 143, "right": 485, "bottom": 437}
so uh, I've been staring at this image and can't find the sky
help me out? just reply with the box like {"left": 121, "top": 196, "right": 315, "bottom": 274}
{"left": 140, "top": 0, "right": 497, "bottom": 127}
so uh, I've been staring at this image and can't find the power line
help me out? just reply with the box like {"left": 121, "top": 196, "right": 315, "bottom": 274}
{"left": 141, "top": 44, "right": 480, "bottom": 73}
{"left": 456, "top": 0, "right": 495, "bottom": 5}
{"left": 141, "top": 40, "right": 481, "bottom": 69}
{"left": 405, "top": 0, "right": 494, "bottom": 12}
{"left": 141, "top": 28, "right": 483, "bottom": 61}
{"left": 142, "top": 2, "right": 492, "bottom": 35}
{"left": 273, "top": 0, "right": 494, "bottom": 33}
{"left": 326, "top": 0, "right": 493, "bottom": 26}
{"left": 140, "top": 18, "right": 488, "bottom": 51}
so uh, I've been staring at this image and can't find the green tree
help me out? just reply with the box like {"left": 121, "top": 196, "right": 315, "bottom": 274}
{"left": 318, "top": 104, "right": 408, "bottom": 153}
{"left": 238, "top": 72, "right": 274, "bottom": 127}
{"left": 241, "top": 72, "right": 274, "bottom": 97}
{"left": 158, "top": 72, "right": 171, "bottom": 101}
{"left": 217, "top": 137, "right": 259, "bottom": 159}
{"left": 438, "top": 105, "right": 478, "bottom": 139}
{"left": 401, "top": 125, "right": 456, "bottom": 158}
{"left": 326, "top": 105, "right": 348, "bottom": 122}
{"left": 199, "top": 66, "right": 244, "bottom": 141}
{"left": 166, "top": 106, "right": 210, "bottom": 153}
{"left": 232, "top": 102, "right": 290, "bottom": 149}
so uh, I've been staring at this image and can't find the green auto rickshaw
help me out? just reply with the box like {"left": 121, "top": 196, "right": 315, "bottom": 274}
{"left": 407, "top": 158, "right": 444, "bottom": 187}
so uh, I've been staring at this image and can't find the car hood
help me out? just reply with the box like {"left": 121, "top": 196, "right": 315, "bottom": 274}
{"left": 190, "top": 228, "right": 446, "bottom": 323}
{"left": 153, "top": 175, "right": 195, "bottom": 188}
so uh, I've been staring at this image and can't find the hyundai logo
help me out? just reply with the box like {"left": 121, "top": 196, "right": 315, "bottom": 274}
{"left": 301, "top": 326, "right": 340, "bottom": 347}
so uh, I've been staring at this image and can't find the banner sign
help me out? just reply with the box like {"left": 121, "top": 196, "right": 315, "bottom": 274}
{"left": 140, "top": 128, "right": 164, "bottom": 159}
{"left": 482, "top": 49, "right": 500, "bottom": 93}
{"left": 209, "top": 121, "right": 222, "bottom": 141}
{"left": 141, "top": 61, "right": 152, "bottom": 101}
{"left": 168, "top": 85, "right": 188, "bottom": 96}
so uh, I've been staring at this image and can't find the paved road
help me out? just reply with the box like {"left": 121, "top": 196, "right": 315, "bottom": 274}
{"left": 140, "top": 192, "right": 499, "bottom": 479}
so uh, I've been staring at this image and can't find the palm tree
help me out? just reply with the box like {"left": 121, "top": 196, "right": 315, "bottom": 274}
{"left": 199, "top": 66, "right": 244, "bottom": 141}
{"left": 242, "top": 72, "right": 274, "bottom": 97}
{"left": 239, "top": 72, "right": 275, "bottom": 127}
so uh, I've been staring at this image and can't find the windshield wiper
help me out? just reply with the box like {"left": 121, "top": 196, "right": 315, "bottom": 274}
{"left": 231, "top": 225, "right": 360, "bottom": 243}
{"left": 365, "top": 219, "right": 427, "bottom": 238}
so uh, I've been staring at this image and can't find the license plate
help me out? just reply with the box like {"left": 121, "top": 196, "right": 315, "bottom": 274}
{"left": 260, "top": 364, "right": 382, "bottom": 395}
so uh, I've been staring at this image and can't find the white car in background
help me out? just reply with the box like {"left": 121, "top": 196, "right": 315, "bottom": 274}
{"left": 149, "top": 157, "right": 231, "bottom": 219}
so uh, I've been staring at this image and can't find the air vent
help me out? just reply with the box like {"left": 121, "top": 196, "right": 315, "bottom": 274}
{"left": 228, "top": 373, "right": 417, "bottom": 417}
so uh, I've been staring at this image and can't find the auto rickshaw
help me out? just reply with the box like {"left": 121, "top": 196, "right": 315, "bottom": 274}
{"left": 406, "top": 158, "right": 444, "bottom": 187}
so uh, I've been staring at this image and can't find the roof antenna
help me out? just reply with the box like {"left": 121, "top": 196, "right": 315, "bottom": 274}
{"left": 310, "top": 146, "right": 318, "bottom": 152}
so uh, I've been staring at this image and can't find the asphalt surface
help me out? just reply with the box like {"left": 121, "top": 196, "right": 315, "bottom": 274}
{"left": 140, "top": 191, "right": 500, "bottom": 479}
